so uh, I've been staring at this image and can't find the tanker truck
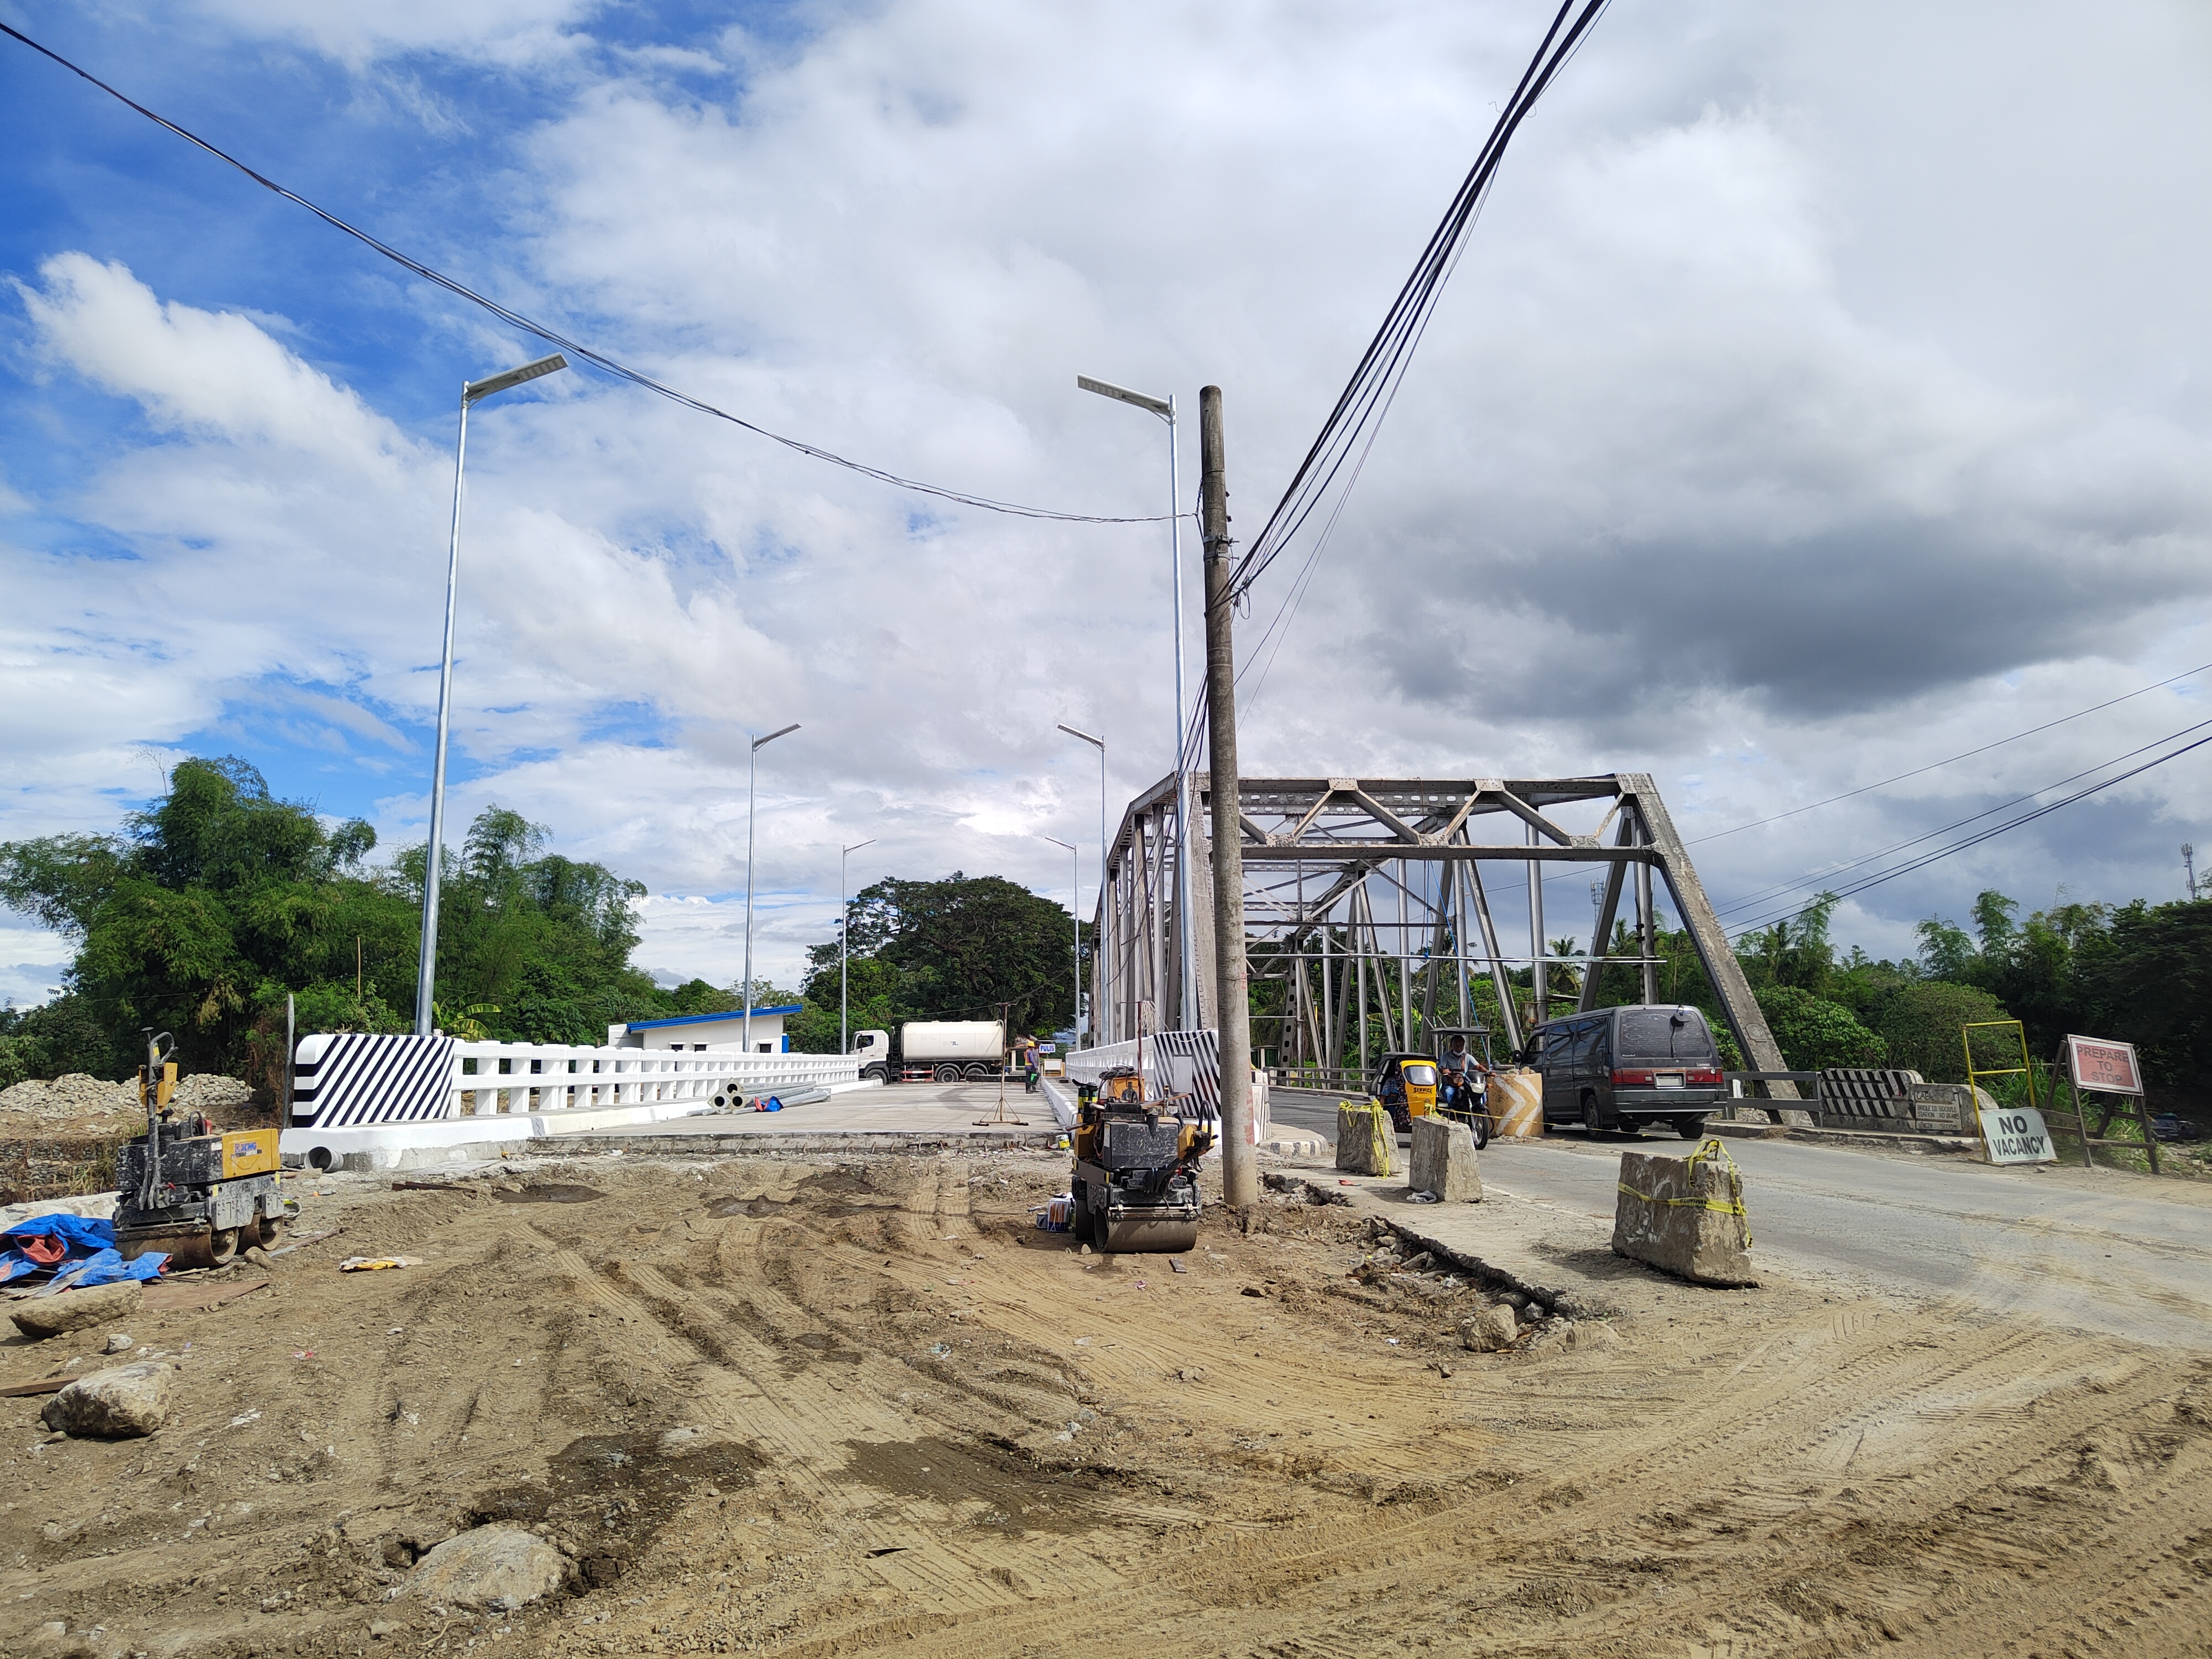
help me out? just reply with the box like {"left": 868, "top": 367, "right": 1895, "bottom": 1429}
{"left": 851, "top": 1020, "right": 1008, "bottom": 1083}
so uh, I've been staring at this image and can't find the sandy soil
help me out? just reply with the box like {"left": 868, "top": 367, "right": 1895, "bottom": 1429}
{"left": 4, "top": 1147, "right": 2209, "bottom": 1657}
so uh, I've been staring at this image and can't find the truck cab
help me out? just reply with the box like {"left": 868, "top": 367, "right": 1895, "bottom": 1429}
{"left": 853, "top": 1028, "right": 892, "bottom": 1083}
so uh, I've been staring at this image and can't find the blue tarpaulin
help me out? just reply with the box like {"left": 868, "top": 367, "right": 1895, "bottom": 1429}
{"left": 0, "top": 1213, "right": 166, "bottom": 1287}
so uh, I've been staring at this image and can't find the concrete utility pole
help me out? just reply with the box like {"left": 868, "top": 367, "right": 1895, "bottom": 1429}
{"left": 1199, "top": 384, "right": 1258, "bottom": 1210}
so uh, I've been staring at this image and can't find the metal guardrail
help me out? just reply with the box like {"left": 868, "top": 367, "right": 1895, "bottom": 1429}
{"left": 1266, "top": 1067, "right": 1369, "bottom": 1096}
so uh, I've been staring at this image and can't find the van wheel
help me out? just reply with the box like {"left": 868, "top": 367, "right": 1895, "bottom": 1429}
{"left": 1582, "top": 1096, "right": 1602, "bottom": 1136}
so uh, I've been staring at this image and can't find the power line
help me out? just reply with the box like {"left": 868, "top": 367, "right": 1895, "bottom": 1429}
{"left": 1719, "top": 716, "right": 2212, "bottom": 937}
{"left": 1722, "top": 727, "right": 2212, "bottom": 940}
{"left": 0, "top": 22, "right": 1177, "bottom": 528}
{"left": 1223, "top": 0, "right": 1612, "bottom": 604}
{"left": 1175, "top": 0, "right": 1609, "bottom": 758}
{"left": 1690, "top": 661, "right": 2212, "bottom": 847}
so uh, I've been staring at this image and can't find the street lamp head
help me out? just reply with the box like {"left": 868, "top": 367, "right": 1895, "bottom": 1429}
{"left": 1056, "top": 722, "right": 1104, "bottom": 749}
{"left": 1040, "top": 834, "right": 1076, "bottom": 852}
{"left": 843, "top": 837, "right": 877, "bottom": 855}
{"left": 465, "top": 352, "right": 569, "bottom": 404}
{"left": 1077, "top": 374, "right": 1173, "bottom": 420}
{"left": 752, "top": 722, "right": 801, "bottom": 750}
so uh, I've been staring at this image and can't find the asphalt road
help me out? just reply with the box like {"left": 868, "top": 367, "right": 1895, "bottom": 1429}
{"left": 1267, "top": 1091, "right": 2212, "bottom": 1347}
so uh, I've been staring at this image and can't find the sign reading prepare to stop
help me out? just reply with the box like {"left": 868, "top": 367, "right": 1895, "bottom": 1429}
{"left": 1979, "top": 1107, "right": 2057, "bottom": 1165}
{"left": 2064, "top": 1034, "right": 2143, "bottom": 1096}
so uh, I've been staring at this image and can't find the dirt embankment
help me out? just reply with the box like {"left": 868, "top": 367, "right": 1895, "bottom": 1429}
{"left": 3, "top": 1150, "right": 2209, "bottom": 1657}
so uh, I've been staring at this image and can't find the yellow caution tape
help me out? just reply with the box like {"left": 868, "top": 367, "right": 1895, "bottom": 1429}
{"left": 1614, "top": 1138, "right": 1752, "bottom": 1247}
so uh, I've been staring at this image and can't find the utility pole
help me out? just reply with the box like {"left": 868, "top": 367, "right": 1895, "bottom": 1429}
{"left": 2186, "top": 843, "right": 2199, "bottom": 902}
{"left": 1199, "top": 384, "right": 1258, "bottom": 1211}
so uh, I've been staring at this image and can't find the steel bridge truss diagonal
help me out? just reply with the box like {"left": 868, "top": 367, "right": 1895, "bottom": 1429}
{"left": 1090, "top": 772, "right": 1790, "bottom": 1094}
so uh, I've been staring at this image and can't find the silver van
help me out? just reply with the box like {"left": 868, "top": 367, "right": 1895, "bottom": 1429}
{"left": 1524, "top": 1004, "right": 1725, "bottom": 1138}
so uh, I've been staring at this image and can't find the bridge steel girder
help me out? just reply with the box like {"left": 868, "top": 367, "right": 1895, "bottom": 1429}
{"left": 1087, "top": 771, "right": 1793, "bottom": 1103}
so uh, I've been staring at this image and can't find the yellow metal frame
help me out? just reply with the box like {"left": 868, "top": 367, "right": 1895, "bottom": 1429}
{"left": 1963, "top": 1019, "right": 2037, "bottom": 1159}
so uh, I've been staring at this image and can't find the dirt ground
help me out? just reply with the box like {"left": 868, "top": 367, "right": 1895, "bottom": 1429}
{"left": 4, "top": 1147, "right": 2210, "bottom": 1657}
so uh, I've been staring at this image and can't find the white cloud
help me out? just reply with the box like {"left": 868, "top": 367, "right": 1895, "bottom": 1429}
{"left": 188, "top": 0, "right": 601, "bottom": 67}
{"left": 7, "top": 0, "right": 2212, "bottom": 1000}
{"left": 15, "top": 254, "right": 421, "bottom": 476}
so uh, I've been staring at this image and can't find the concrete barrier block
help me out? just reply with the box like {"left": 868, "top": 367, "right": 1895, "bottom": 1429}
{"left": 1335, "top": 1102, "right": 1392, "bottom": 1177}
{"left": 1611, "top": 1142, "right": 1755, "bottom": 1287}
{"left": 1408, "top": 1116, "right": 1483, "bottom": 1202}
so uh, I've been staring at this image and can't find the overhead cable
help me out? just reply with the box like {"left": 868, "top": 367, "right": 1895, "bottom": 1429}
{"left": 1691, "top": 660, "right": 2212, "bottom": 847}
{"left": 1222, "top": 0, "right": 1613, "bottom": 603}
{"left": 1721, "top": 726, "right": 2212, "bottom": 941}
{"left": 0, "top": 22, "right": 1175, "bottom": 526}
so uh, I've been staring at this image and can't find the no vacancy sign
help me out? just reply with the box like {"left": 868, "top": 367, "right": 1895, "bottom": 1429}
{"left": 1979, "top": 1107, "right": 2057, "bottom": 1165}
{"left": 2064, "top": 1034, "right": 2144, "bottom": 1096}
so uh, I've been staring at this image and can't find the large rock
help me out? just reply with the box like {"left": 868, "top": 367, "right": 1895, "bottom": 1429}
{"left": 11, "top": 1280, "right": 143, "bottom": 1340}
{"left": 1408, "top": 1117, "right": 1483, "bottom": 1202}
{"left": 41, "top": 1360, "right": 173, "bottom": 1438}
{"left": 1458, "top": 1305, "right": 1518, "bottom": 1352}
{"left": 400, "top": 1526, "right": 568, "bottom": 1612}
{"left": 1335, "top": 1102, "right": 1392, "bottom": 1177}
{"left": 1612, "top": 1145, "right": 1756, "bottom": 1287}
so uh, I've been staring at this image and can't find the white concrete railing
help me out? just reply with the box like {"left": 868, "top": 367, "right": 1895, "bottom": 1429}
{"left": 450, "top": 1043, "right": 860, "bottom": 1118}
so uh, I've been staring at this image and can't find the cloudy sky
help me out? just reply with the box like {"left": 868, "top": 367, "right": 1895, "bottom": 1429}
{"left": 3, "top": 0, "right": 2209, "bottom": 1008}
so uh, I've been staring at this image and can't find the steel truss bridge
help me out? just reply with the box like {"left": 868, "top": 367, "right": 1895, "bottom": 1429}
{"left": 1090, "top": 772, "right": 1789, "bottom": 1083}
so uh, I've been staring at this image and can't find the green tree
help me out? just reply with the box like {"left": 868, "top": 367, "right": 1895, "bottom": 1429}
{"left": 1866, "top": 980, "right": 2010, "bottom": 1083}
{"left": 0, "top": 994, "right": 113, "bottom": 1088}
{"left": 796, "top": 872, "right": 1086, "bottom": 1047}
{"left": 2073, "top": 899, "right": 2212, "bottom": 1093}
{"left": 1739, "top": 893, "right": 1839, "bottom": 995}
{"left": 1752, "top": 984, "right": 1887, "bottom": 1071}
{"left": 0, "top": 755, "right": 705, "bottom": 1080}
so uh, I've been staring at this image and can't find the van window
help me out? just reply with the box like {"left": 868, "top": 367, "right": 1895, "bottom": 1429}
{"left": 1540, "top": 1025, "right": 1574, "bottom": 1068}
{"left": 1571, "top": 1019, "right": 1603, "bottom": 1070}
{"left": 1616, "top": 1007, "right": 1717, "bottom": 1062}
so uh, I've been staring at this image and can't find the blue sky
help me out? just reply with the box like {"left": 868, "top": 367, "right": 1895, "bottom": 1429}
{"left": 4, "top": 0, "right": 2211, "bottom": 1008}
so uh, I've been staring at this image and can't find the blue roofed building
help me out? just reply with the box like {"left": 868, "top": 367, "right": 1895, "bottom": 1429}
{"left": 606, "top": 1005, "right": 806, "bottom": 1053}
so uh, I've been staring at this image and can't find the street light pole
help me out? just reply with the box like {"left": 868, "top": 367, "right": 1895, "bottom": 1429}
{"left": 1042, "top": 835, "right": 1079, "bottom": 1051}
{"left": 743, "top": 722, "right": 801, "bottom": 1053}
{"left": 1077, "top": 374, "right": 1194, "bottom": 1030}
{"left": 840, "top": 837, "right": 875, "bottom": 1055}
{"left": 1056, "top": 722, "right": 1107, "bottom": 1045}
{"left": 414, "top": 351, "right": 568, "bottom": 1036}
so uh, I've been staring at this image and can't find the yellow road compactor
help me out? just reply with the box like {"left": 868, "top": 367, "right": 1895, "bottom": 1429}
{"left": 115, "top": 1030, "right": 295, "bottom": 1270}
{"left": 1070, "top": 1066, "right": 1213, "bottom": 1254}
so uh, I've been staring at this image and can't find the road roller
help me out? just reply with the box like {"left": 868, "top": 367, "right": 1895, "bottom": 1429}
{"left": 1069, "top": 1066, "right": 1213, "bottom": 1254}
{"left": 114, "top": 1030, "right": 296, "bottom": 1270}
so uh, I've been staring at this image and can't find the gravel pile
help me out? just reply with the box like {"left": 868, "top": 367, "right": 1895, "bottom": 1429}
{"left": 0, "top": 1072, "right": 257, "bottom": 1134}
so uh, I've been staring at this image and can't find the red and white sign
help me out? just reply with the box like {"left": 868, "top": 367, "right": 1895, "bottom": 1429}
{"left": 2064, "top": 1035, "right": 2143, "bottom": 1097}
